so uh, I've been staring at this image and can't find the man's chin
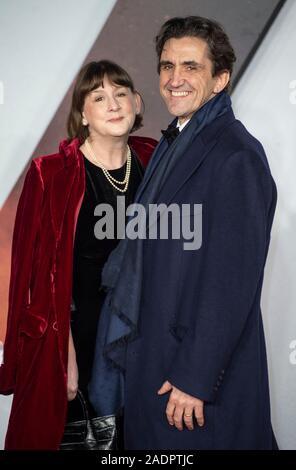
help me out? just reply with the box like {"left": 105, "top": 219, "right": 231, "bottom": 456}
{"left": 167, "top": 106, "right": 186, "bottom": 118}
{"left": 165, "top": 103, "right": 191, "bottom": 117}
{"left": 168, "top": 109, "right": 193, "bottom": 122}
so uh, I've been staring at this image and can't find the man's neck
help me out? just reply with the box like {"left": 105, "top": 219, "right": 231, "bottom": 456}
{"left": 177, "top": 118, "right": 190, "bottom": 132}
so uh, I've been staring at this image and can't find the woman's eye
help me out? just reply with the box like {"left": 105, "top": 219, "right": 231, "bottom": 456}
{"left": 95, "top": 96, "right": 103, "bottom": 102}
{"left": 117, "top": 92, "right": 127, "bottom": 97}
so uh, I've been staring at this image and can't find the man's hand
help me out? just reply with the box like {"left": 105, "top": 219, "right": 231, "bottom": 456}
{"left": 158, "top": 380, "right": 204, "bottom": 431}
{"left": 67, "top": 328, "right": 79, "bottom": 401}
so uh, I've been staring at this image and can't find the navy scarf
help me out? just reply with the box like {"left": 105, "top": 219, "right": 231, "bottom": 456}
{"left": 88, "top": 92, "right": 232, "bottom": 415}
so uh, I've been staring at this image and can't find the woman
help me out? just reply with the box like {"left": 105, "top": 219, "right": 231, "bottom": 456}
{"left": 0, "top": 60, "right": 156, "bottom": 449}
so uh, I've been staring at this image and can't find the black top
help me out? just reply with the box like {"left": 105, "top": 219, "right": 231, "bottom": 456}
{"left": 71, "top": 151, "right": 143, "bottom": 394}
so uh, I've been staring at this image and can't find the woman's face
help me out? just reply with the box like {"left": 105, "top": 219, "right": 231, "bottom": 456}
{"left": 82, "top": 76, "right": 141, "bottom": 140}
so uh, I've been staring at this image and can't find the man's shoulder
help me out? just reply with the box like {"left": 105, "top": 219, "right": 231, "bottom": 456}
{"left": 213, "top": 118, "right": 268, "bottom": 163}
{"left": 214, "top": 120, "right": 274, "bottom": 180}
{"left": 228, "top": 119, "right": 264, "bottom": 151}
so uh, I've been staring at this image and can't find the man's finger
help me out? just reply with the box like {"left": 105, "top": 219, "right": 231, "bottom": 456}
{"left": 173, "top": 406, "right": 184, "bottom": 431}
{"left": 158, "top": 380, "right": 173, "bottom": 395}
{"left": 183, "top": 408, "right": 194, "bottom": 430}
{"left": 194, "top": 404, "right": 205, "bottom": 427}
{"left": 165, "top": 401, "right": 176, "bottom": 426}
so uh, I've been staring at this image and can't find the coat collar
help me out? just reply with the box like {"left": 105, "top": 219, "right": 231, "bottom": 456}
{"left": 59, "top": 137, "right": 82, "bottom": 167}
{"left": 50, "top": 138, "right": 85, "bottom": 239}
{"left": 156, "top": 109, "right": 236, "bottom": 206}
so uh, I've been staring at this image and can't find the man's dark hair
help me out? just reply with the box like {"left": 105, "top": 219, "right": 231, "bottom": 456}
{"left": 155, "top": 16, "right": 236, "bottom": 90}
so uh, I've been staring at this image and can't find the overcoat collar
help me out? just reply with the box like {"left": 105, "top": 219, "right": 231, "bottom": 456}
{"left": 50, "top": 138, "right": 85, "bottom": 240}
{"left": 156, "top": 109, "right": 236, "bottom": 206}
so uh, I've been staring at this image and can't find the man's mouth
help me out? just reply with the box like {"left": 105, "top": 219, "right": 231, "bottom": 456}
{"left": 169, "top": 91, "right": 191, "bottom": 97}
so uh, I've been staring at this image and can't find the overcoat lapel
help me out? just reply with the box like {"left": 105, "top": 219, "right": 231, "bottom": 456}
{"left": 156, "top": 134, "right": 208, "bottom": 205}
{"left": 156, "top": 110, "right": 236, "bottom": 206}
{"left": 49, "top": 151, "right": 85, "bottom": 241}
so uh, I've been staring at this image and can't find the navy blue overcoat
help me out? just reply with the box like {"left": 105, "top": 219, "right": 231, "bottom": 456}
{"left": 124, "top": 109, "right": 277, "bottom": 450}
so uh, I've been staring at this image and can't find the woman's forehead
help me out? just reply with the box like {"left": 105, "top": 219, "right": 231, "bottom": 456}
{"left": 90, "top": 77, "right": 128, "bottom": 92}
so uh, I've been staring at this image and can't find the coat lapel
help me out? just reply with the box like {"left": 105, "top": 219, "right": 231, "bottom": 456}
{"left": 50, "top": 143, "right": 85, "bottom": 241}
{"left": 156, "top": 110, "right": 236, "bottom": 206}
{"left": 156, "top": 134, "right": 208, "bottom": 206}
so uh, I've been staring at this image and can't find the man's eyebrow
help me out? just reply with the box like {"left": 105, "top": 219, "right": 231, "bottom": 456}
{"left": 182, "top": 60, "right": 204, "bottom": 68}
{"left": 159, "top": 60, "right": 204, "bottom": 68}
{"left": 159, "top": 60, "right": 173, "bottom": 66}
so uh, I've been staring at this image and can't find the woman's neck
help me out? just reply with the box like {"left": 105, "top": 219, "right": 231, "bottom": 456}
{"left": 80, "top": 135, "right": 129, "bottom": 170}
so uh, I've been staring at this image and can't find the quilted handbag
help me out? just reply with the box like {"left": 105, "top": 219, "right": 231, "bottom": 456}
{"left": 60, "top": 390, "right": 117, "bottom": 450}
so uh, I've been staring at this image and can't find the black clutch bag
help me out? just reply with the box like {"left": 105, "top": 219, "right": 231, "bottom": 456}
{"left": 60, "top": 390, "right": 117, "bottom": 450}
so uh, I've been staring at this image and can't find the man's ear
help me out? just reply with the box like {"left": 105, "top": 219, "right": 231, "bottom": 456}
{"left": 213, "top": 70, "right": 230, "bottom": 93}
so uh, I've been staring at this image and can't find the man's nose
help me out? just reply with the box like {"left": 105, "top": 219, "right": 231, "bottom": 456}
{"left": 170, "top": 68, "right": 185, "bottom": 87}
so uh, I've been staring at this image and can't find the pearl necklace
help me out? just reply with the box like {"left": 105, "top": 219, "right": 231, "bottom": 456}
{"left": 85, "top": 139, "right": 131, "bottom": 193}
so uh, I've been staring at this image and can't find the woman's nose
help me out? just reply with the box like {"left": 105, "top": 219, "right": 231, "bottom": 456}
{"left": 108, "top": 96, "right": 121, "bottom": 111}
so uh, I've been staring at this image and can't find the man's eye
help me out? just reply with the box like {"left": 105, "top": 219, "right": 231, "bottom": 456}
{"left": 187, "top": 66, "right": 196, "bottom": 71}
{"left": 161, "top": 64, "right": 172, "bottom": 71}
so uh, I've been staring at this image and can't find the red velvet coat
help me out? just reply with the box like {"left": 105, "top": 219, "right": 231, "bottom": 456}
{"left": 0, "top": 136, "right": 156, "bottom": 449}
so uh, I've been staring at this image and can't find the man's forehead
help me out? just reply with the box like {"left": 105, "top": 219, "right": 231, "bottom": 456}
{"left": 161, "top": 36, "right": 210, "bottom": 60}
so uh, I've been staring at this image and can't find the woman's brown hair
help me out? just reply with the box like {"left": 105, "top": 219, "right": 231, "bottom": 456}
{"left": 67, "top": 60, "right": 143, "bottom": 142}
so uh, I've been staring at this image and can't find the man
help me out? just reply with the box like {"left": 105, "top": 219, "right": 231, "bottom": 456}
{"left": 90, "top": 16, "right": 277, "bottom": 450}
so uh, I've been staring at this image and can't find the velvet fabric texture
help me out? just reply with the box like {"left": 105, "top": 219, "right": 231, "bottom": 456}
{"left": 0, "top": 136, "right": 156, "bottom": 450}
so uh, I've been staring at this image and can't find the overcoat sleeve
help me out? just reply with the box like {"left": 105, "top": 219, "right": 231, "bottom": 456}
{"left": 167, "top": 150, "right": 276, "bottom": 402}
{"left": 0, "top": 160, "right": 44, "bottom": 394}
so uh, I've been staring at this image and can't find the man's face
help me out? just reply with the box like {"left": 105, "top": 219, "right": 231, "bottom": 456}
{"left": 159, "top": 36, "right": 228, "bottom": 123}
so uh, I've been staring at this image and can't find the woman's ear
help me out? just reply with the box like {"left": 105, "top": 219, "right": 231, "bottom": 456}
{"left": 81, "top": 112, "right": 88, "bottom": 126}
{"left": 134, "top": 92, "right": 142, "bottom": 115}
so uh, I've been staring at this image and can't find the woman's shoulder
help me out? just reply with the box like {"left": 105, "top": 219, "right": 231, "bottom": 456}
{"left": 128, "top": 136, "right": 158, "bottom": 168}
{"left": 31, "top": 138, "right": 81, "bottom": 178}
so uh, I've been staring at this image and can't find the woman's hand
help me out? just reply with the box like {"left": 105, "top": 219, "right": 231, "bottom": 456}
{"left": 67, "top": 328, "right": 79, "bottom": 401}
